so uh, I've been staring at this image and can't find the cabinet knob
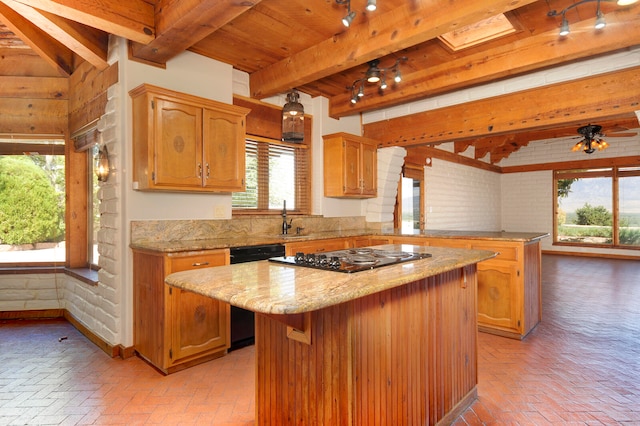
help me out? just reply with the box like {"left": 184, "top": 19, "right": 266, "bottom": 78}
{"left": 206, "top": 163, "right": 211, "bottom": 179}
{"left": 197, "top": 163, "right": 202, "bottom": 178}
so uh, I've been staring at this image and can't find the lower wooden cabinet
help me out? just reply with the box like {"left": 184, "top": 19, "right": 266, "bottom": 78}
{"left": 391, "top": 235, "right": 542, "bottom": 339}
{"left": 284, "top": 237, "right": 351, "bottom": 256}
{"left": 133, "top": 248, "right": 230, "bottom": 374}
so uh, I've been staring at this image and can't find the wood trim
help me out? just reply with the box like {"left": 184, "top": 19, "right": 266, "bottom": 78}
{"left": 502, "top": 155, "right": 640, "bottom": 173}
{"left": 421, "top": 146, "right": 502, "bottom": 173}
{"left": 364, "top": 67, "right": 640, "bottom": 148}
{"left": 0, "top": 309, "right": 135, "bottom": 359}
{"left": 542, "top": 250, "right": 640, "bottom": 260}
{"left": 0, "top": 309, "right": 63, "bottom": 319}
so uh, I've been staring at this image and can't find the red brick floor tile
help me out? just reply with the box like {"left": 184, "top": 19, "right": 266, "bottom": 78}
{"left": 1, "top": 254, "right": 639, "bottom": 425}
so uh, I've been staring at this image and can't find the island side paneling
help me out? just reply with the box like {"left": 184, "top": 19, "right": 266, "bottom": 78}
{"left": 254, "top": 264, "right": 478, "bottom": 425}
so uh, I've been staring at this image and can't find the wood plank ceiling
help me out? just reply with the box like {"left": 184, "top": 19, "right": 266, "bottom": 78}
{"left": 1, "top": 0, "right": 639, "bottom": 162}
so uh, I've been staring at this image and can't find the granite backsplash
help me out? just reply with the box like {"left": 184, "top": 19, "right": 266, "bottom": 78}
{"left": 131, "top": 216, "right": 387, "bottom": 245}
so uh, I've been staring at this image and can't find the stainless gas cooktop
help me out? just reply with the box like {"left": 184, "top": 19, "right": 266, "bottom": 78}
{"left": 268, "top": 248, "right": 431, "bottom": 273}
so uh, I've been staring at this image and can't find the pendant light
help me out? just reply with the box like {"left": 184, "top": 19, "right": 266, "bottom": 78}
{"left": 282, "top": 90, "right": 304, "bottom": 143}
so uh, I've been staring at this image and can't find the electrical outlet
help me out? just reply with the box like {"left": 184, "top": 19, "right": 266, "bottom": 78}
{"left": 213, "top": 205, "right": 226, "bottom": 218}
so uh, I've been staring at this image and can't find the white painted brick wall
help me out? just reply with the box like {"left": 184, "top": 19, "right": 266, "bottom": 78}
{"left": 425, "top": 157, "right": 501, "bottom": 231}
{"left": 0, "top": 273, "right": 65, "bottom": 311}
{"left": 366, "top": 147, "right": 406, "bottom": 223}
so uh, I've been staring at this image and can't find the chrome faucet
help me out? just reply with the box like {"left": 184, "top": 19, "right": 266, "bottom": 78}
{"left": 282, "top": 200, "right": 292, "bottom": 235}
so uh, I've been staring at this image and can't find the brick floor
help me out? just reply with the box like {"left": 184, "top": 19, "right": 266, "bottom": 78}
{"left": 1, "top": 254, "right": 639, "bottom": 425}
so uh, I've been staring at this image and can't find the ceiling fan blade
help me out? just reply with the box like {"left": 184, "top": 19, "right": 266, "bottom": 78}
{"left": 603, "top": 132, "right": 637, "bottom": 138}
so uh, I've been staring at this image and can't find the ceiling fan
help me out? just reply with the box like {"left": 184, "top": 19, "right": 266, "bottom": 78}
{"left": 566, "top": 123, "right": 637, "bottom": 154}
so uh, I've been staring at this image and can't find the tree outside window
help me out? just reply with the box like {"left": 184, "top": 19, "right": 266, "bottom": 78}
{"left": 554, "top": 166, "right": 640, "bottom": 248}
{"left": 0, "top": 141, "right": 66, "bottom": 264}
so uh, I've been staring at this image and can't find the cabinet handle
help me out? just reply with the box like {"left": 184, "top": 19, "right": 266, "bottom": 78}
{"left": 192, "top": 262, "right": 210, "bottom": 267}
{"left": 206, "top": 163, "right": 210, "bottom": 179}
{"left": 197, "top": 163, "right": 202, "bottom": 178}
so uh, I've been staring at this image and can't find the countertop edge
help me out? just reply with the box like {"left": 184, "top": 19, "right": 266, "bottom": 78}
{"left": 165, "top": 245, "right": 496, "bottom": 315}
{"left": 131, "top": 231, "right": 549, "bottom": 253}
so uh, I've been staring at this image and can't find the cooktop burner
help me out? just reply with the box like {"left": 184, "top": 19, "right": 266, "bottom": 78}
{"left": 268, "top": 248, "right": 431, "bottom": 273}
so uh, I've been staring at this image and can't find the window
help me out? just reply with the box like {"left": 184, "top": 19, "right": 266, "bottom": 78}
{"left": 395, "top": 164, "right": 425, "bottom": 232}
{"left": 232, "top": 137, "right": 310, "bottom": 214}
{"left": 0, "top": 139, "right": 66, "bottom": 265}
{"left": 554, "top": 166, "right": 640, "bottom": 248}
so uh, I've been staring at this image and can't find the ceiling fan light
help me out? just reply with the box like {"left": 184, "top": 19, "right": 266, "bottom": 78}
{"left": 572, "top": 141, "right": 584, "bottom": 152}
{"left": 559, "top": 16, "right": 570, "bottom": 36}
{"left": 366, "top": 0, "right": 377, "bottom": 11}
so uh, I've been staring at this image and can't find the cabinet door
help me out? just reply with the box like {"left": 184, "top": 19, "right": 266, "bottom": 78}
{"left": 285, "top": 238, "right": 350, "bottom": 256}
{"left": 360, "top": 142, "right": 377, "bottom": 196}
{"left": 153, "top": 98, "right": 203, "bottom": 187}
{"left": 342, "top": 139, "right": 362, "bottom": 195}
{"left": 167, "top": 251, "right": 230, "bottom": 366}
{"left": 477, "top": 261, "right": 520, "bottom": 333}
{"left": 203, "top": 108, "right": 245, "bottom": 191}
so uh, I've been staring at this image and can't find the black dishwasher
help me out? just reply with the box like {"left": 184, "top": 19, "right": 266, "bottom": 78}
{"left": 229, "top": 243, "right": 285, "bottom": 351}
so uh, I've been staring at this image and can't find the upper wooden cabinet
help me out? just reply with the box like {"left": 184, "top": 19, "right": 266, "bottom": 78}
{"left": 323, "top": 132, "right": 378, "bottom": 198}
{"left": 130, "top": 84, "right": 250, "bottom": 192}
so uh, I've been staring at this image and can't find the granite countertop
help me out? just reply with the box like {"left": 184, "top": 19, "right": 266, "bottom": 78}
{"left": 401, "top": 230, "right": 550, "bottom": 242}
{"left": 131, "top": 230, "right": 548, "bottom": 253}
{"left": 165, "top": 245, "right": 496, "bottom": 315}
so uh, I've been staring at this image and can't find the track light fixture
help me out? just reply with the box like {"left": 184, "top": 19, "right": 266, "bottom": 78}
{"left": 571, "top": 124, "right": 609, "bottom": 154}
{"left": 336, "top": 0, "right": 377, "bottom": 28}
{"left": 348, "top": 57, "right": 407, "bottom": 105}
{"left": 548, "top": 0, "right": 638, "bottom": 37}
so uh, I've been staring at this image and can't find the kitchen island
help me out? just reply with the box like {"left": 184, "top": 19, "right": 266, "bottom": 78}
{"left": 166, "top": 245, "right": 495, "bottom": 425}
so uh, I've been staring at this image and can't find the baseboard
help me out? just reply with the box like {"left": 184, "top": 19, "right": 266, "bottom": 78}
{"left": 542, "top": 250, "right": 640, "bottom": 260}
{"left": 0, "top": 309, "right": 64, "bottom": 320}
{"left": 0, "top": 309, "right": 135, "bottom": 359}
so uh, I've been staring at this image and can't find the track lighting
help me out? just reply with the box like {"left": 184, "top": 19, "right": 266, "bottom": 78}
{"left": 548, "top": 0, "right": 637, "bottom": 37}
{"left": 347, "top": 57, "right": 407, "bottom": 105}
{"left": 342, "top": 10, "right": 355, "bottom": 27}
{"left": 336, "top": 0, "right": 378, "bottom": 28}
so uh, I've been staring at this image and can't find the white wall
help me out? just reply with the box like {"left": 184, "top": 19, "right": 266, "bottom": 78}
{"left": 425, "top": 157, "right": 501, "bottom": 231}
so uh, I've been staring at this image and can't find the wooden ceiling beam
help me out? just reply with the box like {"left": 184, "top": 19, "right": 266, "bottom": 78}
{"left": 249, "top": 0, "right": 537, "bottom": 99}
{"left": 3, "top": 0, "right": 107, "bottom": 69}
{"left": 0, "top": 1, "right": 72, "bottom": 75}
{"left": 131, "top": 0, "right": 262, "bottom": 66}
{"left": 330, "top": 4, "right": 640, "bottom": 118}
{"left": 9, "top": 0, "right": 154, "bottom": 43}
{"left": 363, "top": 66, "right": 640, "bottom": 148}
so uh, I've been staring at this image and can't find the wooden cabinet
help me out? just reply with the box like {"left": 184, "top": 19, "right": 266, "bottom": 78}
{"left": 133, "top": 248, "right": 231, "bottom": 374}
{"left": 285, "top": 237, "right": 351, "bottom": 256}
{"left": 323, "top": 132, "right": 377, "bottom": 198}
{"left": 130, "top": 84, "right": 250, "bottom": 192}
{"left": 352, "top": 236, "right": 392, "bottom": 247}
{"left": 391, "top": 235, "right": 542, "bottom": 339}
